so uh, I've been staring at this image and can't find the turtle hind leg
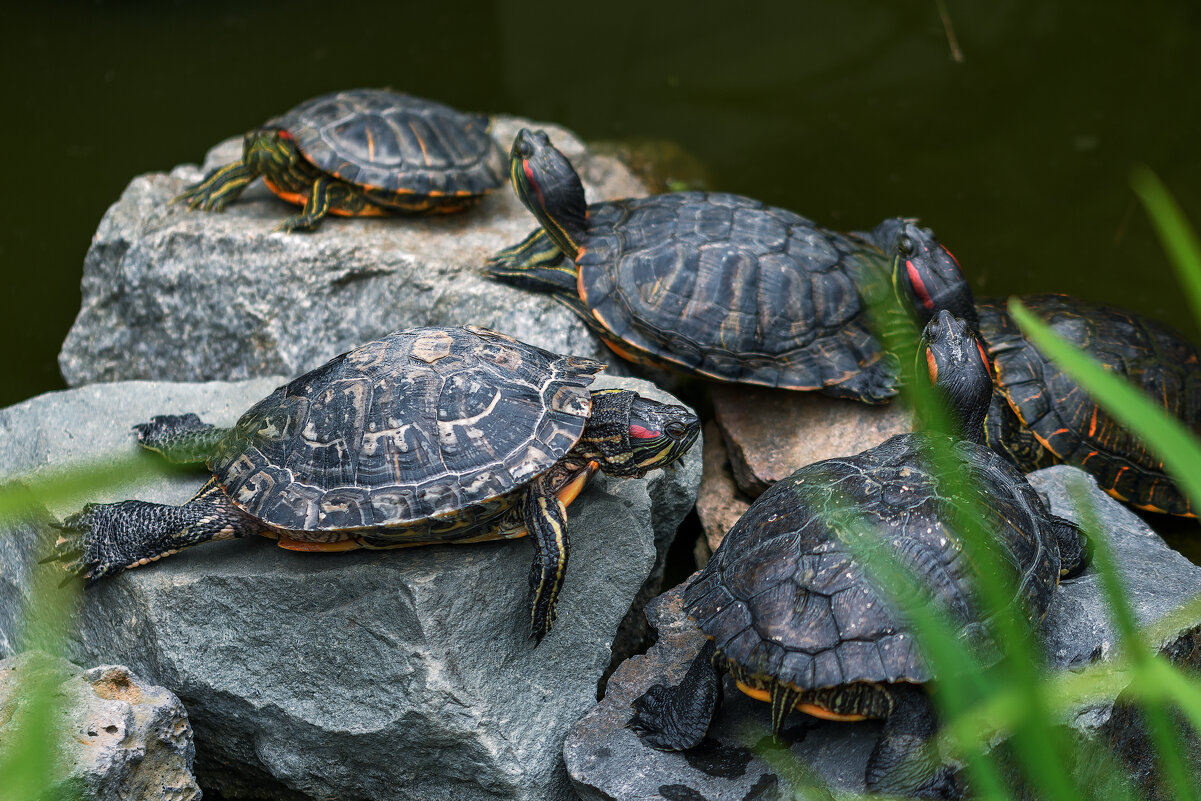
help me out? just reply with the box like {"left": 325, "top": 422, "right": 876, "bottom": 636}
{"left": 866, "top": 684, "right": 962, "bottom": 799}
{"left": 134, "top": 414, "right": 230, "bottom": 464}
{"left": 49, "top": 479, "right": 261, "bottom": 583}
{"left": 629, "top": 639, "right": 721, "bottom": 750}
{"left": 1050, "top": 513, "right": 1090, "bottom": 578}
{"left": 821, "top": 353, "right": 900, "bottom": 405}
{"left": 174, "top": 160, "right": 258, "bottom": 212}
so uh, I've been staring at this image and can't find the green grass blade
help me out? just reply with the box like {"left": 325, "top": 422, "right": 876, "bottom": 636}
{"left": 1131, "top": 166, "right": 1201, "bottom": 328}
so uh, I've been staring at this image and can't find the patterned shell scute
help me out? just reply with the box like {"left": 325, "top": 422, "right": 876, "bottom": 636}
{"left": 979, "top": 294, "right": 1201, "bottom": 515}
{"left": 576, "top": 192, "right": 890, "bottom": 389}
{"left": 274, "top": 88, "right": 506, "bottom": 196}
{"left": 685, "top": 432, "right": 1062, "bottom": 691}
{"left": 209, "top": 327, "right": 601, "bottom": 531}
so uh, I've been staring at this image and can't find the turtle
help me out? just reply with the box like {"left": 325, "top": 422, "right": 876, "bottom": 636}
{"left": 483, "top": 129, "right": 963, "bottom": 404}
{"left": 174, "top": 89, "right": 508, "bottom": 232}
{"left": 888, "top": 219, "right": 1201, "bottom": 516}
{"left": 49, "top": 326, "right": 700, "bottom": 643}
{"left": 628, "top": 311, "right": 1088, "bottom": 798}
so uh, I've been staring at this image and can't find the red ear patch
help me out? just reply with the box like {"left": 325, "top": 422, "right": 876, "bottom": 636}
{"left": 942, "top": 245, "right": 962, "bottom": 271}
{"left": 906, "top": 261, "right": 935, "bottom": 311}
{"left": 277, "top": 129, "right": 294, "bottom": 141}
{"left": 629, "top": 425, "right": 661, "bottom": 439}
{"left": 976, "top": 340, "right": 992, "bottom": 371}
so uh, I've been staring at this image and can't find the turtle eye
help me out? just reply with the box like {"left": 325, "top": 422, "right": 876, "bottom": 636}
{"left": 896, "top": 235, "right": 915, "bottom": 257}
{"left": 665, "top": 421, "right": 688, "bottom": 439}
{"left": 516, "top": 138, "right": 535, "bottom": 159}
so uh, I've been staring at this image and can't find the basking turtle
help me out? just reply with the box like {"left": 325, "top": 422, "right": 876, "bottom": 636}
{"left": 484, "top": 130, "right": 963, "bottom": 404}
{"left": 890, "top": 220, "right": 1201, "bottom": 516}
{"left": 175, "top": 89, "right": 507, "bottom": 232}
{"left": 51, "top": 326, "right": 700, "bottom": 642}
{"left": 630, "top": 311, "right": 1087, "bottom": 798}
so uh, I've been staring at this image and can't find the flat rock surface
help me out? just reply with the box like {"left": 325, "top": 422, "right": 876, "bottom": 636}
{"left": 59, "top": 116, "right": 646, "bottom": 387}
{"left": 711, "top": 385, "right": 912, "bottom": 497}
{"left": 0, "top": 650, "right": 199, "bottom": 801}
{"left": 0, "top": 374, "right": 701, "bottom": 801}
{"left": 564, "top": 466, "right": 1201, "bottom": 800}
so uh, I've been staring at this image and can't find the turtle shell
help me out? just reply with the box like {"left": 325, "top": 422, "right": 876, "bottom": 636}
{"left": 978, "top": 294, "right": 1201, "bottom": 516}
{"left": 685, "top": 432, "right": 1063, "bottom": 690}
{"left": 207, "top": 326, "right": 602, "bottom": 532}
{"left": 271, "top": 88, "right": 507, "bottom": 198}
{"left": 574, "top": 192, "right": 898, "bottom": 401}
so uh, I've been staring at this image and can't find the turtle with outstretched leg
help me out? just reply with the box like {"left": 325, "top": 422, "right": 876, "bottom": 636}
{"left": 485, "top": 129, "right": 972, "bottom": 403}
{"left": 629, "top": 311, "right": 1088, "bottom": 798}
{"left": 175, "top": 89, "right": 507, "bottom": 232}
{"left": 51, "top": 326, "right": 699, "bottom": 643}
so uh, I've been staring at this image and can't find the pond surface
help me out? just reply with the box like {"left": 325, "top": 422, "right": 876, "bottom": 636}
{"left": 3, "top": 2, "right": 1199, "bottom": 550}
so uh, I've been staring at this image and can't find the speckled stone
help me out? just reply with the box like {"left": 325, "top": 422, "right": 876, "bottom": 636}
{"left": 59, "top": 116, "right": 646, "bottom": 387}
{"left": 0, "top": 651, "right": 199, "bottom": 801}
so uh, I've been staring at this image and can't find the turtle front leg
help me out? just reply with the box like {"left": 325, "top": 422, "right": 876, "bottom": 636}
{"left": 629, "top": 638, "right": 722, "bottom": 750}
{"left": 866, "top": 684, "right": 962, "bottom": 799}
{"left": 49, "top": 479, "right": 261, "bottom": 583}
{"left": 523, "top": 475, "right": 572, "bottom": 645}
{"left": 134, "top": 414, "right": 230, "bottom": 464}
{"left": 174, "top": 160, "right": 258, "bottom": 212}
{"left": 278, "top": 175, "right": 365, "bottom": 232}
{"left": 482, "top": 228, "right": 577, "bottom": 293}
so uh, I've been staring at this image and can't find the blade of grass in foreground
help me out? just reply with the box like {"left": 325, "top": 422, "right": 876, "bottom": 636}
{"left": 0, "top": 496, "right": 83, "bottom": 799}
{"left": 0, "top": 452, "right": 194, "bottom": 520}
{"left": 1131, "top": 166, "right": 1201, "bottom": 329}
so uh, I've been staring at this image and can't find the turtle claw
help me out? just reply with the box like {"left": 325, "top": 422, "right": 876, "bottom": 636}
{"left": 44, "top": 504, "right": 131, "bottom": 583}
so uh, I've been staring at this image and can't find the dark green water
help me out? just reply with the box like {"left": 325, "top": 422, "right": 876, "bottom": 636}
{"left": 4, "top": 0, "right": 1200, "bottom": 410}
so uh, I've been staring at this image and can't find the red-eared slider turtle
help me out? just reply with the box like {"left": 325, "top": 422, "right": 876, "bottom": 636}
{"left": 889, "top": 220, "right": 1201, "bottom": 516}
{"left": 51, "top": 326, "right": 699, "bottom": 642}
{"left": 175, "top": 89, "right": 507, "bottom": 232}
{"left": 484, "top": 130, "right": 961, "bottom": 404}
{"left": 629, "top": 311, "right": 1087, "bottom": 798}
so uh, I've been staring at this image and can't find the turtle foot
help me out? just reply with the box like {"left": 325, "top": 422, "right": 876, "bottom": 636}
{"left": 628, "top": 639, "right": 719, "bottom": 750}
{"left": 47, "top": 503, "right": 141, "bottom": 582}
{"left": 133, "top": 414, "right": 224, "bottom": 463}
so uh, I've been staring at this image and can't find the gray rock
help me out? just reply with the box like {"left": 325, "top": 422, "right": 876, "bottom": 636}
{"left": 0, "top": 374, "right": 701, "bottom": 801}
{"left": 564, "top": 466, "right": 1201, "bottom": 800}
{"left": 59, "top": 117, "right": 647, "bottom": 387}
{"left": 0, "top": 650, "right": 199, "bottom": 801}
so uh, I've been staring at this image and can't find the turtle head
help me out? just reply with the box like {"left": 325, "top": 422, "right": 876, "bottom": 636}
{"left": 577, "top": 389, "right": 700, "bottom": 478}
{"left": 243, "top": 128, "right": 300, "bottom": 174}
{"left": 919, "top": 310, "right": 993, "bottom": 443}
{"left": 868, "top": 218, "right": 978, "bottom": 330}
{"left": 510, "top": 129, "right": 589, "bottom": 260}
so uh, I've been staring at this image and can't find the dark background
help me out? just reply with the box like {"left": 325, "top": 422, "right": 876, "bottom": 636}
{"left": 3, "top": 1, "right": 1199, "bottom": 409}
